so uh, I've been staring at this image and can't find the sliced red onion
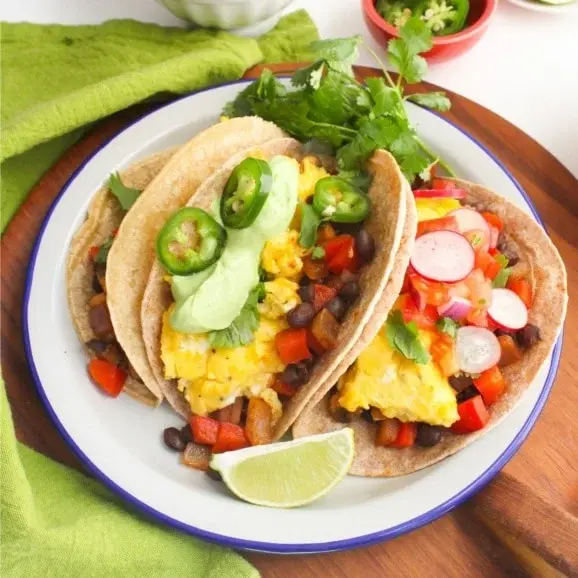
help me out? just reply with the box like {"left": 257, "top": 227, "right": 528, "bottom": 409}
{"left": 456, "top": 326, "right": 501, "bottom": 374}
{"left": 437, "top": 297, "right": 473, "bottom": 322}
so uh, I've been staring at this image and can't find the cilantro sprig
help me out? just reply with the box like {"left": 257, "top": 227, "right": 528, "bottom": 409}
{"left": 492, "top": 254, "right": 513, "bottom": 288}
{"left": 223, "top": 18, "right": 455, "bottom": 184}
{"left": 108, "top": 173, "right": 142, "bottom": 211}
{"left": 385, "top": 310, "right": 430, "bottom": 364}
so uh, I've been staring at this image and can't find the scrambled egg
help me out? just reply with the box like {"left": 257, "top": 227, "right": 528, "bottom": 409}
{"left": 261, "top": 230, "right": 305, "bottom": 279}
{"left": 259, "top": 278, "right": 301, "bottom": 320}
{"left": 338, "top": 330, "right": 459, "bottom": 427}
{"left": 416, "top": 198, "right": 461, "bottom": 222}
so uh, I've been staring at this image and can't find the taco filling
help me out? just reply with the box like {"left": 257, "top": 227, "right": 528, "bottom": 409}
{"left": 158, "top": 154, "right": 379, "bottom": 464}
{"left": 326, "top": 178, "right": 542, "bottom": 449}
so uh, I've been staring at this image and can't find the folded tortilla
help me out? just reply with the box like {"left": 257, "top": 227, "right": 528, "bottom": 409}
{"left": 140, "top": 143, "right": 410, "bottom": 439}
{"left": 293, "top": 178, "right": 567, "bottom": 477}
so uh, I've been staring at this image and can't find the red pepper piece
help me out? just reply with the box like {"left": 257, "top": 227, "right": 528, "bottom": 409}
{"left": 212, "top": 422, "right": 250, "bottom": 453}
{"left": 189, "top": 415, "right": 220, "bottom": 445}
{"left": 390, "top": 422, "right": 417, "bottom": 448}
{"left": 451, "top": 395, "right": 490, "bottom": 434}
{"left": 323, "top": 235, "right": 354, "bottom": 261}
{"left": 89, "top": 246, "right": 99, "bottom": 260}
{"left": 507, "top": 278, "right": 533, "bottom": 309}
{"left": 88, "top": 359, "right": 126, "bottom": 397}
{"left": 473, "top": 366, "right": 506, "bottom": 406}
{"left": 481, "top": 211, "right": 504, "bottom": 232}
{"left": 271, "top": 378, "right": 298, "bottom": 397}
{"left": 416, "top": 216, "right": 460, "bottom": 238}
{"left": 311, "top": 284, "right": 337, "bottom": 312}
{"left": 275, "top": 328, "right": 312, "bottom": 365}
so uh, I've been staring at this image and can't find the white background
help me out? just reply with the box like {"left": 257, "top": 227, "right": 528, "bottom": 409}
{"left": 3, "top": 0, "right": 578, "bottom": 177}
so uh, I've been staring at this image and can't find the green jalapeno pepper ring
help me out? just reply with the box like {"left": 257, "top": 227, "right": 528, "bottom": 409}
{"left": 156, "top": 207, "right": 227, "bottom": 275}
{"left": 220, "top": 157, "right": 273, "bottom": 229}
{"left": 312, "top": 177, "right": 371, "bottom": 224}
{"left": 415, "top": 0, "right": 469, "bottom": 36}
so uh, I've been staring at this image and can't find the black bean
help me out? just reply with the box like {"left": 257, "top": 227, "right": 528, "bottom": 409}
{"left": 301, "top": 357, "right": 315, "bottom": 370}
{"left": 206, "top": 467, "right": 223, "bottom": 482}
{"left": 287, "top": 302, "right": 316, "bottom": 328}
{"left": 92, "top": 272, "right": 102, "bottom": 293}
{"left": 89, "top": 303, "right": 114, "bottom": 338}
{"left": 325, "top": 297, "right": 347, "bottom": 321}
{"left": 298, "top": 285, "right": 315, "bottom": 303}
{"left": 334, "top": 221, "right": 363, "bottom": 235}
{"left": 456, "top": 386, "right": 479, "bottom": 404}
{"left": 86, "top": 339, "right": 108, "bottom": 354}
{"left": 415, "top": 424, "right": 442, "bottom": 447}
{"left": 299, "top": 275, "right": 311, "bottom": 287}
{"left": 449, "top": 374, "right": 474, "bottom": 393}
{"left": 180, "top": 425, "right": 193, "bottom": 443}
{"left": 279, "top": 364, "right": 309, "bottom": 387}
{"left": 494, "top": 329, "right": 512, "bottom": 338}
{"left": 163, "top": 427, "right": 186, "bottom": 451}
{"left": 502, "top": 249, "right": 519, "bottom": 267}
{"left": 516, "top": 324, "right": 541, "bottom": 349}
{"left": 361, "top": 408, "right": 375, "bottom": 423}
{"left": 355, "top": 230, "right": 375, "bottom": 264}
{"left": 339, "top": 280, "right": 360, "bottom": 302}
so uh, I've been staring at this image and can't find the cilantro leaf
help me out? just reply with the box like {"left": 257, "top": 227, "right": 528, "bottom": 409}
{"left": 387, "top": 18, "right": 432, "bottom": 85}
{"left": 299, "top": 203, "right": 321, "bottom": 248}
{"left": 407, "top": 92, "right": 451, "bottom": 112}
{"left": 336, "top": 169, "right": 372, "bottom": 193}
{"left": 492, "top": 254, "right": 513, "bottom": 288}
{"left": 309, "top": 36, "right": 362, "bottom": 77}
{"left": 365, "top": 77, "right": 401, "bottom": 117}
{"left": 311, "top": 246, "right": 325, "bottom": 260}
{"left": 436, "top": 317, "right": 459, "bottom": 339}
{"left": 385, "top": 310, "right": 430, "bottom": 364}
{"left": 208, "top": 285, "right": 262, "bottom": 348}
{"left": 291, "top": 60, "right": 325, "bottom": 90}
{"left": 108, "top": 173, "right": 141, "bottom": 211}
{"left": 95, "top": 237, "right": 113, "bottom": 264}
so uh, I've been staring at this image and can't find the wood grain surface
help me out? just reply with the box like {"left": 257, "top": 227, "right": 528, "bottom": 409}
{"left": 2, "top": 65, "right": 577, "bottom": 578}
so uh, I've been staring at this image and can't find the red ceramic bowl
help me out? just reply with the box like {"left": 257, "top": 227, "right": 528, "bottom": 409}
{"left": 362, "top": 0, "right": 497, "bottom": 63}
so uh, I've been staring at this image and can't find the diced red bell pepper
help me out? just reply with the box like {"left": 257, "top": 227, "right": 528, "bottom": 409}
{"left": 451, "top": 395, "right": 490, "bottom": 434}
{"left": 416, "top": 216, "right": 460, "bottom": 237}
{"left": 398, "top": 293, "right": 438, "bottom": 330}
{"left": 323, "top": 235, "right": 354, "bottom": 261}
{"left": 473, "top": 366, "right": 506, "bottom": 406}
{"left": 311, "top": 284, "right": 337, "bottom": 312}
{"left": 112, "top": 228, "right": 119, "bottom": 237}
{"left": 275, "top": 328, "right": 312, "bottom": 365}
{"left": 88, "top": 359, "right": 126, "bottom": 397}
{"left": 190, "top": 415, "right": 220, "bottom": 445}
{"left": 212, "top": 422, "right": 249, "bottom": 453}
{"left": 481, "top": 211, "right": 504, "bottom": 232}
{"left": 328, "top": 242, "right": 357, "bottom": 274}
{"left": 475, "top": 249, "right": 501, "bottom": 281}
{"left": 409, "top": 273, "right": 448, "bottom": 307}
{"left": 271, "top": 378, "right": 298, "bottom": 397}
{"left": 89, "top": 246, "right": 99, "bottom": 260}
{"left": 507, "top": 278, "right": 533, "bottom": 309}
{"left": 390, "top": 422, "right": 417, "bottom": 448}
{"left": 431, "top": 178, "right": 456, "bottom": 190}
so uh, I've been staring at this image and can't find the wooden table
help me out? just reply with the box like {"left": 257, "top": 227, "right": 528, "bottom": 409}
{"left": 2, "top": 66, "right": 577, "bottom": 577}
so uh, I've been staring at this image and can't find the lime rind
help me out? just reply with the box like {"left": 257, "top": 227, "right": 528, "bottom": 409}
{"left": 210, "top": 429, "right": 355, "bottom": 508}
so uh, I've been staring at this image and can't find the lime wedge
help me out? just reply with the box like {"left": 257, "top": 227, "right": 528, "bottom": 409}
{"left": 210, "top": 429, "right": 354, "bottom": 508}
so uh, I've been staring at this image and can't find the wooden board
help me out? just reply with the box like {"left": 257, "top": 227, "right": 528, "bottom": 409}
{"left": 2, "top": 65, "right": 577, "bottom": 577}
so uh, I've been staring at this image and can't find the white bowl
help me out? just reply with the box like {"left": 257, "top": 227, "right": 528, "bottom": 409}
{"left": 158, "top": 0, "right": 295, "bottom": 29}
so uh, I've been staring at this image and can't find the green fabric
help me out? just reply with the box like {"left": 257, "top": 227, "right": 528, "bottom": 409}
{"left": 0, "top": 11, "right": 318, "bottom": 576}
{"left": 0, "top": 10, "right": 317, "bottom": 230}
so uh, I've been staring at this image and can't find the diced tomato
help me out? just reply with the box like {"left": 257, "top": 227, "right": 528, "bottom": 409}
{"left": 409, "top": 273, "right": 448, "bottom": 307}
{"left": 275, "top": 328, "right": 312, "bottom": 365}
{"left": 475, "top": 250, "right": 501, "bottom": 281}
{"left": 451, "top": 395, "right": 490, "bottom": 434}
{"left": 271, "top": 378, "right": 298, "bottom": 397}
{"left": 481, "top": 212, "right": 504, "bottom": 232}
{"left": 447, "top": 281, "right": 470, "bottom": 300}
{"left": 473, "top": 366, "right": 506, "bottom": 406}
{"left": 212, "top": 422, "right": 249, "bottom": 453}
{"left": 464, "top": 229, "right": 489, "bottom": 253}
{"left": 507, "top": 278, "right": 533, "bottom": 309}
{"left": 311, "top": 284, "right": 337, "bottom": 312}
{"left": 401, "top": 271, "right": 411, "bottom": 294}
{"left": 398, "top": 294, "right": 438, "bottom": 329}
{"left": 416, "top": 216, "right": 459, "bottom": 237}
{"left": 323, "top": 235, "right": 354, "bottom": 261}
{"left": 465, "top": 269, "right": 492, "bottom": 309}
{"left": 466, "top": 308, "right": 488, "bottom": 328}
{"left": 390, "top": 422, "right": 417, "bottom": 448}
{"left": 431, "top": 178, "right": 456, "bottom": 190}
{"left": 89, "top": 246, "right": 99, "bottom": 260}
{"left": 88, "top": 359, "right": 126, "bottom": 397}
{"left": 431, "top": 333, "right": 454, "bottom": 363}
{"left": 189, "top": 415, "right": 220, "bottom": 445}
{"left": 488, "top": 248, "right": 498, "bottom": 257}
{"left": 327, "top": 242, "right": 357, "bottom": 274}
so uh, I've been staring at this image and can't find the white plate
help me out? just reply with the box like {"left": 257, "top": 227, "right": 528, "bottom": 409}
{"left": 24, "top": 79, "right": 563, "bottom": 553}
{"left": 504, "top": 0, "right": 578, "bottom": 13}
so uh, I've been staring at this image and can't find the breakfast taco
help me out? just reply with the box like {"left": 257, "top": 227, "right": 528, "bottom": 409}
{"left": 67, "top": 117, "right": 287, "bottom": 405}
{"left": 141, "top": 140, "right": 411, "bottom": 464}
{"left": 292, "top": 177, "right": 567, "bottom": 476}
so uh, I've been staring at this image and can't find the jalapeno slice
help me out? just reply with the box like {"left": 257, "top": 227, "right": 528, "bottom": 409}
{"left": 415, "top": 0, "right": 469, "bottom": 36}
{"left": 312, "top": 177, "right": 371, "bottom": 224}
{"left": 156, "top": 207, "right": 226, "bottom": 275}
{"left": 220, "top": 158, "right": 272, "bottom": 229}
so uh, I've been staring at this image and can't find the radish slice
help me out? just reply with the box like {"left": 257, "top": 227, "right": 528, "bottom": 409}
{"left": 449, "top": 208, "right": 491, "bottom": 247}
{"left": 413, "top": 188, "right": 467, "bottom": 199}
{"left": 487, "top": 288, "right": 528, "bottom": 330}
{"left": 411, "top": 231, "right": 475, "bottom": 283}
{"left": 456, "top": 326, "right": 501, "bottom": 374}
{"left": 437, "top": 297, "right": 473, "bottom": 321}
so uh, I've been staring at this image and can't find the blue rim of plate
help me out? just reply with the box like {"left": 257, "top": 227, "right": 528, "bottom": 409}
{"left": 22, "top": 78, "right": 564, "bottom": 554}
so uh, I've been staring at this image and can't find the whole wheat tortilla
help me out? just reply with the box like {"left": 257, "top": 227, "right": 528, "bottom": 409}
{"left": 106, "top": 117, "right": 286, "bottom": 404}
{"left": 293, "top": 178, "right": 567, "bottom": 477}
{"left": 66, "top": 149, "right": 176, "bottom": 405}
{"left": 141, "top": 147, "right": 409, "bottom": 435}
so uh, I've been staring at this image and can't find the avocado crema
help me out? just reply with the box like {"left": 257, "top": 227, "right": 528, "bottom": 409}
{"left": 170, "top": 156, "right": 300, "bottom": 333}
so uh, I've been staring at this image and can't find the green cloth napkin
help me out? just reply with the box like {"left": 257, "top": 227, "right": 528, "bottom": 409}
{"left": 0, "top": 10, "right": 317, "bottom": 230}
{"left": 0, "top": 11, "right": 318, "bottom": 576}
